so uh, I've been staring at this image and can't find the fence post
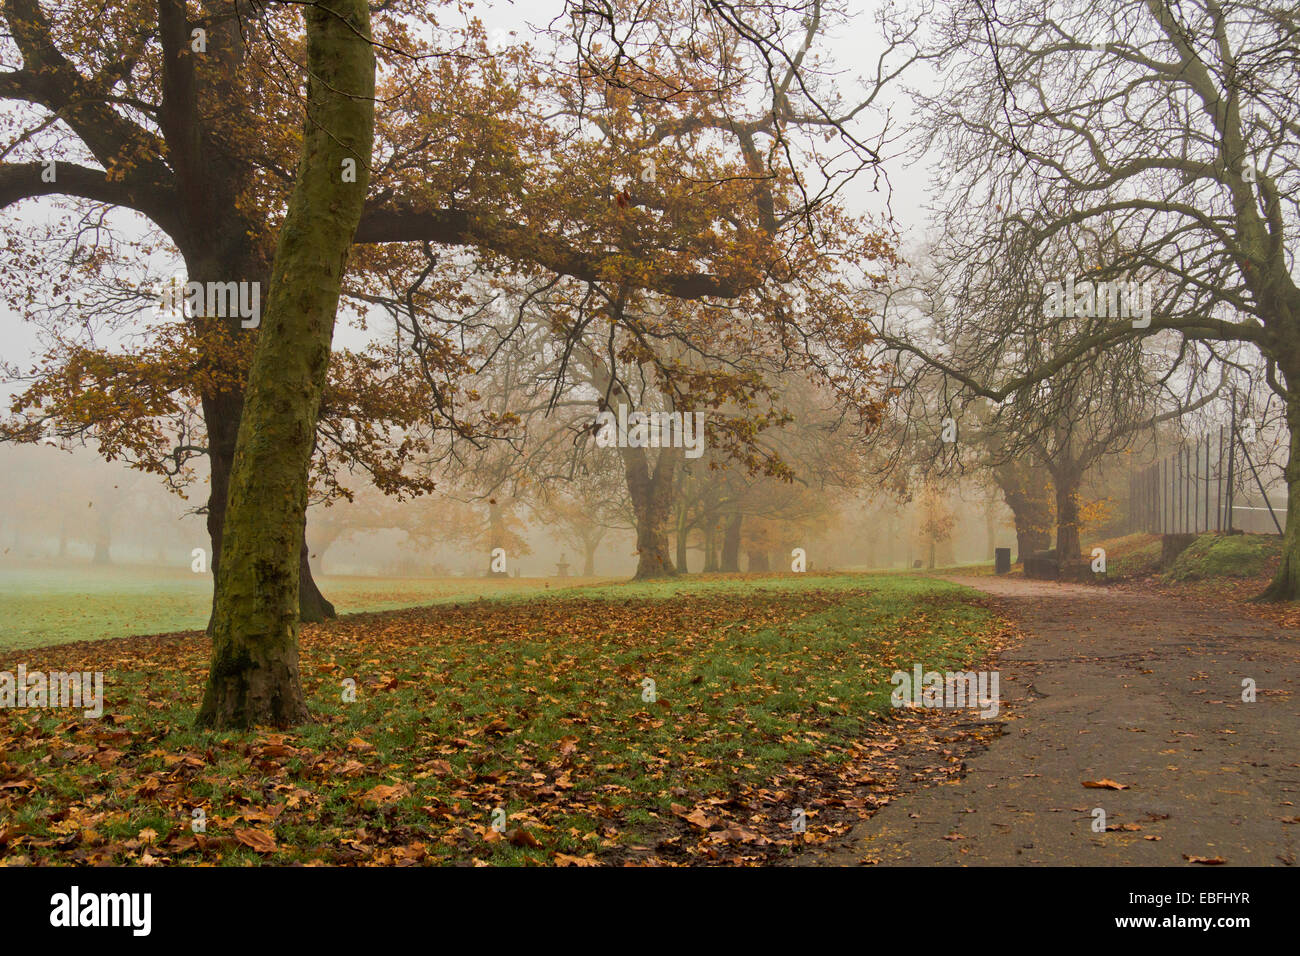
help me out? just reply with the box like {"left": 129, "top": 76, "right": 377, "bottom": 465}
{"left": 1150, "top": 464, "right": 1156, "bottom": 533}
{"left": 1195, "top": 439, "right": 1201, "bottom": 533}
{"left": 1217, "top": 425, "right": 1224, "bottom": 532}
{"left": 1180, "top": 445, "right": 1187, "bottom": 534}
{"left": 1164, "top": 456, "right": 1170, "bottom": 533}
{"left": 1226, "top": 396, "right": 1237, "bottom": 530}
{"left": 1148, "top": 466, "right": 1153, "bottom": 533}
{"left": 1130, "top": 471, "right": 1136, "bottom": 534}
{"left": 1204, "top": 435, "right": 1211, "bottom": 532}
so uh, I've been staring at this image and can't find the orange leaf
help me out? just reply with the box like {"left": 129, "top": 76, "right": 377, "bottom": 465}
{"left": 506, "top": 827, "right": 541, "bottom": 848}
{"left": 233, "top": 828, "right": 277, "bottom": 854}
{"left": 554, "top": 852, "right": 600, "bottom": 866}
{"left": 361, "top": 783, "right": 410, "bottom": 805}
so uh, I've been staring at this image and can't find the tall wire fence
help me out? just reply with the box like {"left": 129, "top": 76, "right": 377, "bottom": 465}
{"left": 1129, "top": 422, "right": 1285, "bottom": 536}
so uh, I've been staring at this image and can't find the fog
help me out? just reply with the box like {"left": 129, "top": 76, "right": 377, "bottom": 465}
{"left": 0, "top": 439, "right": 1025, "bottom": 582}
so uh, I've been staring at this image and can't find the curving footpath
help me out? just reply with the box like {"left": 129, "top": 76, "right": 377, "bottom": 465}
{"left": 803, "top": 576, "right": 1300, "bottom": 866}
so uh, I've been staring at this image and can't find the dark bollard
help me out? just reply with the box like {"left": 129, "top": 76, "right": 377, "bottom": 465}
{"left": 994, "top": 547, "right": 1011, "bottom": 575}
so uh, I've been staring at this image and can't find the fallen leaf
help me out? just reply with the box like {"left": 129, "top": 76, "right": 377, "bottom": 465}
{"left": 554, "top": 852, "right": 600, "bottom": 866}
{"left": 361, "top": 783, "right": 410, "bottom": 805}
{"left": 233, "top": 828, "right": 277, "bottom": 854}
{"left": 506, "top": 827, "right": 541, "bottom": 848}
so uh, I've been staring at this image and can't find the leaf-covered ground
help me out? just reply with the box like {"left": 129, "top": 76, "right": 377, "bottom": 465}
{"left": 1097, "top": 532, "right": 1300, "bottom": 630}
{"left": 0, "top": 573, "right": 1014, "bottom": 866}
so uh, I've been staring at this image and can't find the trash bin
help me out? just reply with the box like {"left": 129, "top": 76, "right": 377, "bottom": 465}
{"left": 994, "top": 547, "right": 1011, "bottom": 575}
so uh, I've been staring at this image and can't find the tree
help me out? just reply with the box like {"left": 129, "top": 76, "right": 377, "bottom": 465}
{"left": 882, "top": 0, "right": 1300, "bottom": 597}
{"left": 2, "top": 0, "right": 903, "bottom": 603}
{"left": 916, "top": 481, "right": 955, "bottom": 570}
{"left": 672, "top": 374, "right": 866, "bottom": 573}
{"left": 195, "top": 0, "right": 374, "bottom": 729}
{"left": 990, "top": 458, "right": 1053, "bottom": 562}
{"left": 0, "top": 0, "right": 452, "bottom": 621}
{"left": 534, "top": 455, "right": 628, "bottom": 576}
{"left": 1, "top": 0, "right": 907, "bottom": 727}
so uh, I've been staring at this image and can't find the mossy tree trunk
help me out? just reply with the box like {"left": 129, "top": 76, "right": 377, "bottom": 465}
{"left": 1260, "top": 378, "right": 1300, "bottom": 600}
{"left": 164, "top": 1, "right": 338, "bottom": 627}
{"left": 200, "top": 364, "right": 335, "bottom": 624}
{"left": 196, "top": 0, "right": 374, "bottom": 730}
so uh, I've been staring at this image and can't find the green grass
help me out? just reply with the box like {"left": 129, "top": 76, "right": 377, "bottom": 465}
{"left": 0, "top": 572, "right": 1004, "bottom": 866}
{"left": 0, "top": 562, "right": 620, "bottom": 650}
{"left": 1163, "top": 533, "right": 1283, "bottom": 582}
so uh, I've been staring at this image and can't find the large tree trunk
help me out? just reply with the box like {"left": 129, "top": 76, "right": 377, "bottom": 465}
{"left": 196, "top": 0, "right": 374, "bottom": 730}
{"left": 623, "top": 444, "right": 677, "bottom": 579}
{"left": 720, "top": 510, "right": 742, "bottom": 572}
{"left": 675, "top": 521, "right": 690, "bottom": 573}
{"left": 1015, "top": 526, "right": 1051, "bottom": 563}
{"left": 994, "top": 461, "right": 1053, "bottom": 562}
{"left": 1054, "top": 466, "right": 1083, "bottom": 561}
{"left": 200, "top": 345, "right": 335, "bottom": 623}
{"left": 703, "top": 521, "right": 719, "bottom": 572}
{"left": 582, "top": 539, "right": 597, "bottom": 577}
{"left": 1260, "top": 383, "right": 1300, "bottom": 600}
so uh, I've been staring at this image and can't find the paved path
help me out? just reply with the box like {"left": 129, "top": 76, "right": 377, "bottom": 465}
{"left": 807, "top": 576, "right": 1300, "bottom": 866}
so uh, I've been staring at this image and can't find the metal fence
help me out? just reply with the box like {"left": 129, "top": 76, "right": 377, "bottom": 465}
{"left": 1129, "top": 424, "right": 1285, "bottom": 536}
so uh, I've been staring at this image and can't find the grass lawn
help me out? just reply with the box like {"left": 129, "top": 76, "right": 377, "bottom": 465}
{"left": 0, "top": 561, "right": 619, "bottom": 650}
{"left": 0, "top": 572, "right": 1008, "bottom": 866}
{"left": 1163, "top": 532, "right": 1283, "bottom": 581}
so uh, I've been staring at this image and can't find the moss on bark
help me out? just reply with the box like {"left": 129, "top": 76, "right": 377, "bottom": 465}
{"left": 196, "top": 0, "right": 375, "bottom": 729}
